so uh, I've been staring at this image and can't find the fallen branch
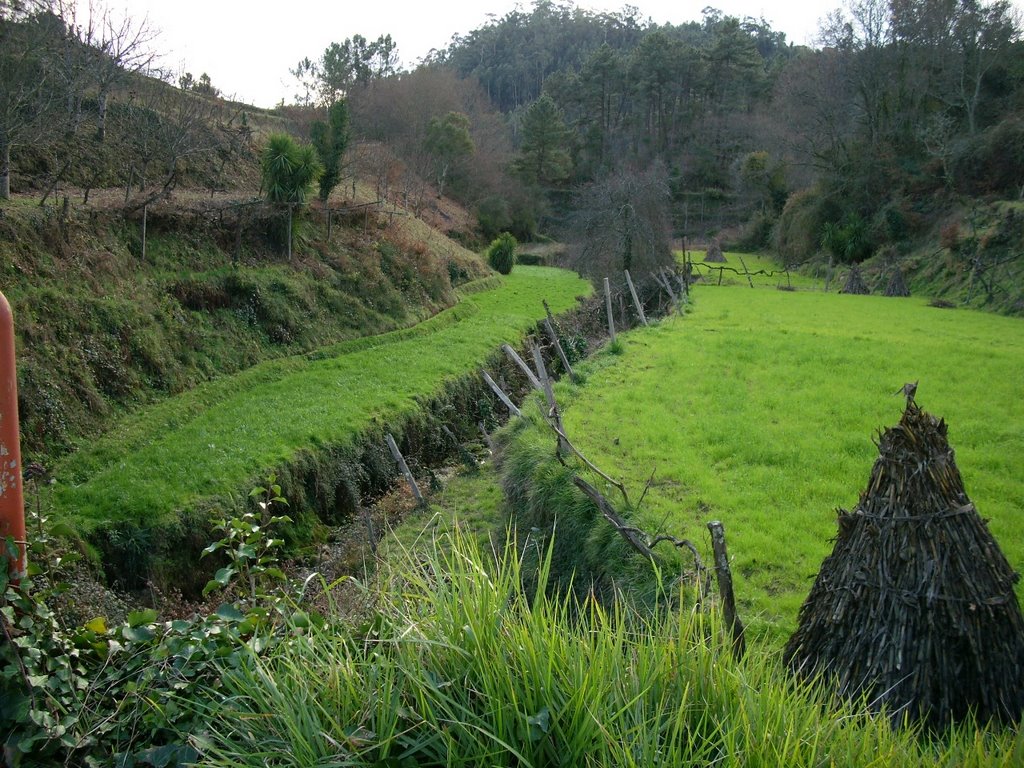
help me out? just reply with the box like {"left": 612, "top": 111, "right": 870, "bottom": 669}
{"left": 574, "top": 476, "right": 653, "bottom": 559}
{"left": 543, "top": 411, "right": 628, "bottom": 506}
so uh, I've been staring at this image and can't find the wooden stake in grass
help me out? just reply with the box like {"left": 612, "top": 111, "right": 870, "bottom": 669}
{"left": 482, "top": 370, "right": 521, "bottom": 417}
{"left": 385, "top": 433, "right": 424, "bottom": 507}
{"left": 478, "top": 422, "right": 495, "bottom": 452}
{"left": 624, "top": 270, "right": 648, "bottom": 326}
{"left": 653, "top": 269, "right": 680, "bottom": 315}
{"left": 502, "top": 344, "right": 542, "bottom": 390}
{"left": 543, "top": 317, "right": 574, "bottom": 380}
{"left": 737, "top": 255, "right": 754, "bottom": 288}
{"left": 361, "top": 505, "right": 377, "bottom": 555}
{"left": 604, "top": 277, "right": 616, "bottom": 343}
{"left": 708, "top": 520, "right": 746, "bottom": 660}
{"left": 532, "top": 344, "right": 568, "bottom": 454}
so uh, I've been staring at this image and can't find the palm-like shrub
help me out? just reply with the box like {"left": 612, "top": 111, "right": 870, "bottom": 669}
{"left": 261, "top": 134, "right": 321, "bottom": 204}
{"left": 487, "top": 232, "right": 517, "bottom": 275}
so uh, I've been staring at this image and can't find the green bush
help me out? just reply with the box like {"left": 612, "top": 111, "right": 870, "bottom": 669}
{"left": 487, "top": 232, "right": 517, "bottom": 275}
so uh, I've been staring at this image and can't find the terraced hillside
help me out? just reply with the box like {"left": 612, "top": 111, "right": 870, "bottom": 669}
{"left": 48, "top": 267, "right": 589, "bottom": 586}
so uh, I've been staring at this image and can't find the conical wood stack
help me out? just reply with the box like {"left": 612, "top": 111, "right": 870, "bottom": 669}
{"left": 840, "top": 263, "right": 870, "bottom": 294}
{"left": 784, "top": 398, "right": 1024, "bottom": 727}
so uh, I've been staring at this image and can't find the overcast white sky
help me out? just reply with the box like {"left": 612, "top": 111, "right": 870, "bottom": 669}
{"left": 112, "top": 0, "right": 1019, "bottom": 108}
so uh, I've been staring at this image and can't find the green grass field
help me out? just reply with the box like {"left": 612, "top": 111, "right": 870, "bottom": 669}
{"left": 52, "top": 267, "right": 590, "bottom": 533}
{"left": 558, "top": 285, "right": 1024, "bottom": 642}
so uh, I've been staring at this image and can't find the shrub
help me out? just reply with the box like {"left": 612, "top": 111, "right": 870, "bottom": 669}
{"left": 487, "top": 232, "right": 517, "bottom": 275}
{"left": 476, "top": 196, "right": 512, "bottom": 241}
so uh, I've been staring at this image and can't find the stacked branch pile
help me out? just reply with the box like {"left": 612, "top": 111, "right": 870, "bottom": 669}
{"left": 784, "top": 398, "right": 1024, "bottom": 727}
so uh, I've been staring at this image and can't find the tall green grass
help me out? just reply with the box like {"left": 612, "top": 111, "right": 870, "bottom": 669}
{"left": 52, "top": 267, "right": 589, "bottom": 532}
{"left": 185, "top": 527, "right": 1024, "bottom": 766}
{"left": 559, "top": 287, "right": 1024, "bottom": 642}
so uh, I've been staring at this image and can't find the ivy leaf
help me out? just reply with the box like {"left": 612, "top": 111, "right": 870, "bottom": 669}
{"left": 122, "top": 625, "right": 155, "bottom": 643}
{"left": 85, "top": 617, "right": 107, "bottom": 634}
{"left": 527, "top": 706, "right": 551, "bottom": 741}
{"left": 215, "top": 603, "right": 246, "bottom": 622}
{"left": 128, "top": 609, "right": 158, "bottom": 628}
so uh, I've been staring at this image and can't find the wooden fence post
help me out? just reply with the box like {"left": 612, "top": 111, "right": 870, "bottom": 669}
{"left": 0, "top": 291, "right": 26, "bottom": 579}
{"left": 624, "top": 270, "right": 648, "bottom": 326}
{"left": 707, "top": 520, "right": 745, "bottom": 659}
{"left": 482, "top": 371, "right": 521, "bottom": 417}
{"left": 502, "top": 344, "right": 542, "bottom": 390}
{"left": 532, "top": 344, "right": 568, "bottom": 454}
{"left": 543, "top": 317, "right": 574, "bottom": 380}
{"left": 603, "top": 277, "right": 616, "bottom": 343}
{"left": 385, "top": 433, "right": 424, "bottom": 506}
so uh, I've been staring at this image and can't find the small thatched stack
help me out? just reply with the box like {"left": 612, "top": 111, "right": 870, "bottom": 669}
{"left": 784, "top": 395, "right": 1024, "bottom": 727}
{"left": 885, "top": 267, "right": 911, "bottom": 297}
{"left": 703, "top": 238, "right": 726, "bottom": 262}
{"left": 840, "top": 264, "right": 870, "bottom": 294}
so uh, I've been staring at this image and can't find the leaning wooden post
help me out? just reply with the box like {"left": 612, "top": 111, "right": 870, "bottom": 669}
{"left": 502, "top": 344, "right": 542, "bottom": 390}
{"left": 655, "top": 269, "right": 680, "bottom": 314}
{"left": 0, "top": 291, "right": 26, "bottom": 580}
{"left": 737, "top": 255, "right": 755, "bottom": 289}
{"left": 478, "top": 422, "right": 495, "bottom": 452}
{"left": 532, "top": 344, "right": 568, "bottom": 454}
{"left": 707, "top": 520, "right": 745, "bottom": 660}
{"left": 603, "top": 277, "right": 616, "bottom": 343}
{"left": 385, "top": 433, "right": 424, "bottom": 507}
{"left": 624, "top": 270, "right": 648, "bottom": 326}
{"left": 482, "top": 370, "right": 521, "bottom": 417}
{"left": 543, "top": 317, "right": 574, "bottom": 379}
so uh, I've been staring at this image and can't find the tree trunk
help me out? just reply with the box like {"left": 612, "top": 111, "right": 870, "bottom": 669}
{"left": 0, "top": 139, "right": 10, "bottom": 200}
{"left": 97, "top": 91, "right": 109, "bottom": 142}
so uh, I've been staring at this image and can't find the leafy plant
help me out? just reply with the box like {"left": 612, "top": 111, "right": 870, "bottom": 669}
{"left": 260, "top": 133, "right": 322, "bottom": 205}
{"left": 310, "top": 100, "right": 350, "bottom": 203}
{"left": 487, "top": 232, "right": 517, "bottom": 275}
{"left": 0, "top": 478, "right": 305, "bottom": 766}
{"left": 820, "top": 212, "right": 873, "bottom": 263}
{"left": 202, "top": 474, "right": 292, "bottom": 611}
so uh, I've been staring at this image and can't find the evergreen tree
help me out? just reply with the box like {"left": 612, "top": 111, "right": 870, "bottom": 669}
{"left": 310, "top": 100, "right": 350, "bottom": 203}
{"left": 514, "top": 93, "right": 571, "bottom": 186}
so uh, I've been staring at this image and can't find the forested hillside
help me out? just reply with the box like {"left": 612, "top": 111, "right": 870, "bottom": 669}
{"left": 296, "top": 0, "right": 1022, "bottom": 309}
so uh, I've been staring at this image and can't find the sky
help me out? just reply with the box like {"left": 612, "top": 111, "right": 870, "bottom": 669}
{"left": 111, "top": 0, "right": 1019, "bottom": 108}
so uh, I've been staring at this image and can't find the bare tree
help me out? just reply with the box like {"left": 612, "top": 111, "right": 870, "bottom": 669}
{"left": 566, "top": 164, "right": 675, "bottom": 281}
{"left": 80, "top": 4, "right": 158, "bottom": 142}
{"left": 0, "top": 0, "right": 57, "bottom": 199}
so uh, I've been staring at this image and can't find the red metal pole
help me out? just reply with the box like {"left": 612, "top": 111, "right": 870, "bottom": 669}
{"left": 0, "top": 290, "right": 26, "bottom": 579}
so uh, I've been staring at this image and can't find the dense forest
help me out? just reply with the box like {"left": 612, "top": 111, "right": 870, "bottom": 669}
{"left": 2, "top": 0, "right": 1023, "bottom": 288}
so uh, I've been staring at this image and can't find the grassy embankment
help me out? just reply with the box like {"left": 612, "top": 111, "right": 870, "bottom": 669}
{"left": 3, "top": 192, "right": 487, "bottom": 461}
{"left": 50, "top": 266, "right": 589, "bottom": 575}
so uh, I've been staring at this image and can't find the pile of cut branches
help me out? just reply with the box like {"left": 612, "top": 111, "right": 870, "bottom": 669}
{"left": 785, "top": 394, "right": 1024, "bottom": 727}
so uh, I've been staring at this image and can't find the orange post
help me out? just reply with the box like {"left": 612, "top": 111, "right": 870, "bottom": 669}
{"left": 0, "top": 290, "right": 25, "bottom": 579}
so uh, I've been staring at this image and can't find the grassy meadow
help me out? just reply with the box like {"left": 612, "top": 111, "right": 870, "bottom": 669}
{"left": 553, "top": 284, "right": 1024, "bottom": 643}
{"left": 51, "top": 266, "right": 589, "bottom": 534}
